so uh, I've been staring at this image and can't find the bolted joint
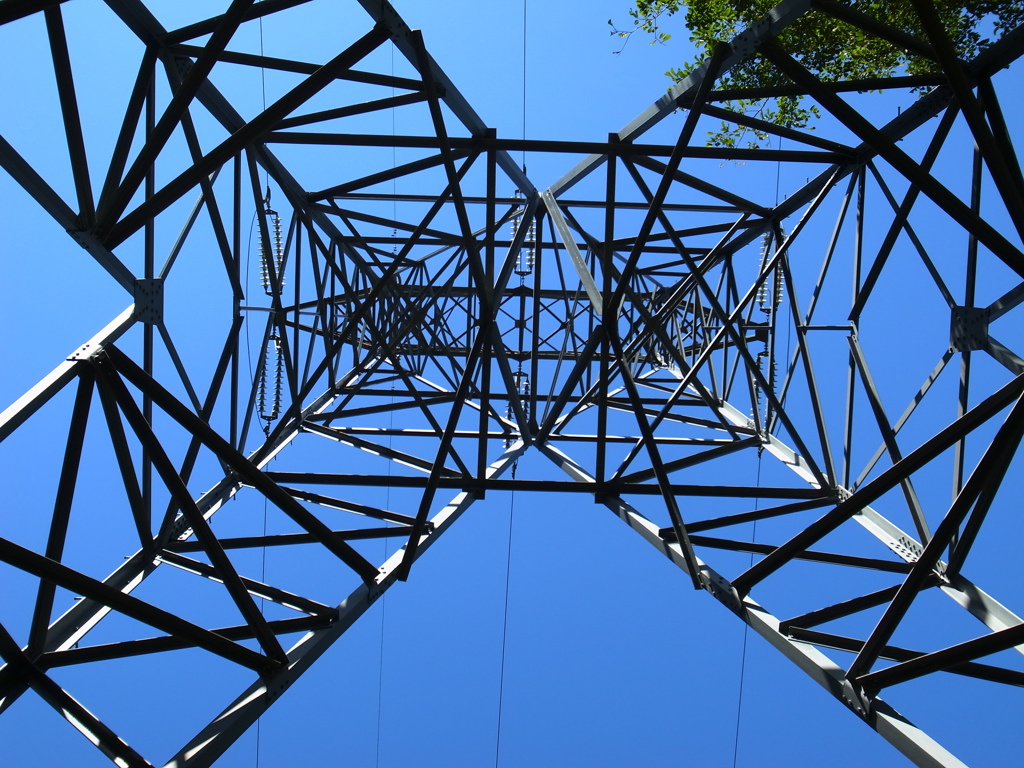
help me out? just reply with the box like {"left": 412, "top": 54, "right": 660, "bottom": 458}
{"left": 367, "top": 578, "right": 386, "bottom": 605}
{"left": 264, "top": 673, "right": 293, "bottom": 703}
{"left": 950, "top": 305, "right": 989, "bottom": 352}
{"left": 67, "top": 340, "right": 108, "bottom": 362}
{"left": 133, "top": 278, "right": 164, "bottom": 325}
{"left": 840, "top": 678, "right": 873, "bottom": 719}
{"left": 699, "top": 567, "right": 744, "bottom": 615}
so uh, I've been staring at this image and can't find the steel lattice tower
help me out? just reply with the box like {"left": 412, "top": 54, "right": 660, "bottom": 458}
{"left": 1, "top": 1, "right": 1023, "bottom": 765}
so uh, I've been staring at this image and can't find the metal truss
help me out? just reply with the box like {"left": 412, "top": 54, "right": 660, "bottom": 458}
{"left": 1, "top": 0, "right": 1023, "bottom": 765}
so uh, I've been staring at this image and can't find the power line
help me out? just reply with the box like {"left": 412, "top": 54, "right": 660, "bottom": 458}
{"left": 494, "top": 488, "right": 516, "bottom": 768}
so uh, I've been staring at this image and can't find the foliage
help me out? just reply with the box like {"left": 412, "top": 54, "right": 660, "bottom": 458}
{"left": 613, "top": 0, "right": 1024, "bottom": 147}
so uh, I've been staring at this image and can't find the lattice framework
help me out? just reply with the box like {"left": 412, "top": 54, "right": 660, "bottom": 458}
{"left": 1, "top": 1, "right": 1024, "bottom": 765}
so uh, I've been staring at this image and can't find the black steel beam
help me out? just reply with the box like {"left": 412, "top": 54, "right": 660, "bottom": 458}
{"left": 102, "top": 345, "right": 379, "bottom": 581}
{"left": 27, "top": 370, "right": 94, "bottom": 656}
{"left": 0, "top": 536, "right": 272, "bottom": 673}
{"left": 104, "top": 22, "right": 391, "bottom": 247}
{"left": 734, "top": 373, "right": 1024, "bottom": 594}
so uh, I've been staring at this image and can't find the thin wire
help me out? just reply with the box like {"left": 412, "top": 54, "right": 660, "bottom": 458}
{"left": 255, "top": 16, "right": 269, "bottom": 767}
{"left": 244, "top": 212, "right": 258, "bottom": 389}
{"left": 497, "top": 8, "right": 526, "bottom": 760}
{"left": 255, "top": 492, "right": 268, "bottom": 768}
{"left": 375, "top": 385, "right": 395, "bottom": 768}
{"left": 392, "top": 40, "right": 397, "bottom": 200}
{"left": 392, "top": 37, "right": 398, "bottom": 249}
{"left": 521, "top": 0, "right": 527, "bottom": 169}
{"left": 730, "top": 622, "right": 749, "bottom": 767}
{"left": 376, "top": 39, "right": 399, "bottom": 766}
{"left": 494, "top": 488, "right": 516, "bottom": 768}
{"left": 777, "top": 137, "right": 793, "bottom": 394}
{"left": 731, "top": 454, "right": 762, "bottom": 768}
{"left": 733, "top": 131, "right": 784, "bottom": 768}
{"left": 374, "top": 544, "right": 387, "bottom": 768}
{"left": 496, "top": 6, "right": 527, "bottom": 755}
{"left": 259, "top": 15, "right": 269, "bottom": 190}
{"left": 774, "top": 136, "right": 783, "bottom": 205}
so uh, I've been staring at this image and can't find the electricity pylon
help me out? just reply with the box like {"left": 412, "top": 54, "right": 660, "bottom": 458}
{"left": 1, "top": 1, "right": 1023, "bottom": 765}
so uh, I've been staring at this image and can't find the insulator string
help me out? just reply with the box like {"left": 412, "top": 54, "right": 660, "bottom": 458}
{"left": 255, "top": 12, "right": 269, "bottom": 767}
